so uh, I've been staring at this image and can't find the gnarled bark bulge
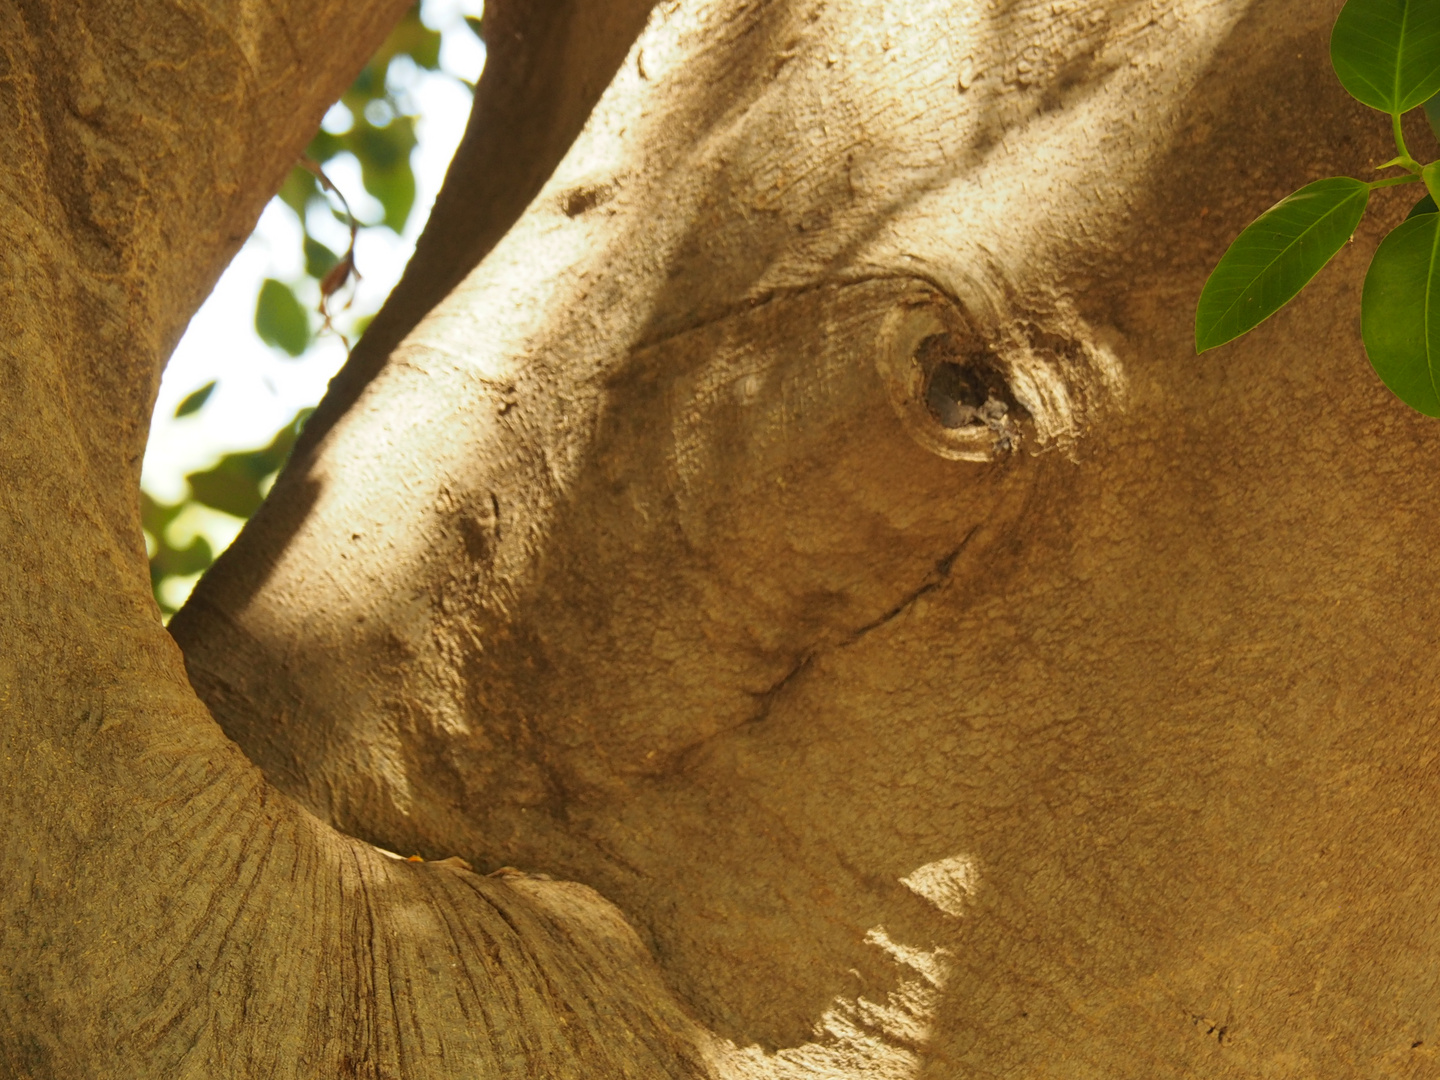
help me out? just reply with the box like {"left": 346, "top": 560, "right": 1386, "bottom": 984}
{"left": 5, "top": 0, "right": 1439, "bottom": 1076}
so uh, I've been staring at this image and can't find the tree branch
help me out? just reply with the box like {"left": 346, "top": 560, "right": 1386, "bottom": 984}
{"left": 295, "top": 0, "right": 660, "bottom": 458}
{"left": 0, "top": 0, "right": 714, "bottom": 1073}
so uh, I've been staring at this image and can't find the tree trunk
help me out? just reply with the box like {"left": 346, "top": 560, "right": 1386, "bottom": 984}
{"left": 1, "top": 0, "right": 711, "bottom": 1075}
{"left": 7, "top": 0, "right": 1440, "bottom": 1075}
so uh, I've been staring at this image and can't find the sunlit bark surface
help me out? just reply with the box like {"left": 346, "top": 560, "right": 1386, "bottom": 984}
{"left": 1, "top": 0, "right": 710, "bottom": 1075}
{"left": 8, "top": 0, "right": 1440, "bottom": 1075}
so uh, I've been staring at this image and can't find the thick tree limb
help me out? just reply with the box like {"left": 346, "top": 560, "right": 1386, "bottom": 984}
{"left": 297, "top": 0, "right": 660, "bottom": 457}
{"left": 0, "top": 1, "right": 713, "bottom": 1074}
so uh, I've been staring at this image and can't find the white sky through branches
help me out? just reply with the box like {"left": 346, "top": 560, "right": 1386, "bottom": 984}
{"left": 142, "top": 1, "right": 484, "bottom": 602}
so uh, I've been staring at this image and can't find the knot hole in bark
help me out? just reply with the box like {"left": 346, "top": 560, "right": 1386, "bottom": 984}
{"left": 877, "top": 298, "right": 1025, "bottom": 461}
{"left": 919, "top": 336, "right": 1019, "bottom": 448}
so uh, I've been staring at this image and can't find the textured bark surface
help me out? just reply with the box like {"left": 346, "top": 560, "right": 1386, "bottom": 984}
{"left": 10, "top": 0, "right": 1440, "bottom": 1075}
{"left": 0, "top": 1, "right": 717, "bottom": 1076}
{"left": 174, "top": 0, "right": 1440, "bottom": 1073}
{"left": 297, "top": 0, "right": 659, "bottom": 458}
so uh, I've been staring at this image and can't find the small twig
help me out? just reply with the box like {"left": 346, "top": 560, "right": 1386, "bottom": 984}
{"left": 299, "top": 154, "right": 362, "bottom": 349}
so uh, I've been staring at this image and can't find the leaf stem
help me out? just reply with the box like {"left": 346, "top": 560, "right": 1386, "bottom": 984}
{"left": 1370, "top": 173, "right": 1424, "bottom": 189}
{"left": 1391, "top": 112, "right": 1423, "bottom": 172}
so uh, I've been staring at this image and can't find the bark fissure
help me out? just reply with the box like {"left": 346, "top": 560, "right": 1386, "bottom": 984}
{"left": 745, "top": 652, "right": 817, "bottom": 726}
{"left": 678, "top": 528, "right": 981, "bottom": 772}
{"left": 625, "top": 271, "right": 904, "bottom": 357}
{"left": 839, "top": 530, "right": 976, "bottom": 646}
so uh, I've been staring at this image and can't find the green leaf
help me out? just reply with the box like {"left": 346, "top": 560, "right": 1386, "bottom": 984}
{"left": 363, "top": 162, "right": 416, "bottom": 233}
{"left": 185, "top": 410, "right": 311, "bottom": 519}
{"left": 141, "top": 491, "right": 216, "bottom": 612}
{"left": 279, "top": 168, "right": 318, "bottom": 215}
{"left": 173, "top": 380, "right": 216, "bottom": 418}
{"left": 1362, "top": 212, "right": 1440, "bottom": 415}
{"left": 334, "top": 114, "right": 418, "bottom": 231}
{"left": 303, "top": 235, "right": 340, "bottom": 280}
{"left": 464, "top": 14, "right": 483, "bottom": 39}
{"left": 382, "top": 7, "right": 442, "bottom": 70}
{"left": 354, "top": 113, "right": 416, "bottom": 170}
{"left": 149, "top": 532, "right": 213, "bottom": 584}
{"left": 140, "top": 491, "right": 183, "bottom": 543}
{"left": 345, "top": 67, "right": 383, "bottom": 104}
{"left": 185, "top": 460, "right": 267, "bottom": 520}
{"left": 306, "top": 129, "right": 344, "bottom": 163}
{"left": 1408, "top": 192, "right": 1439, "bottom": 218}
{"left": 1426, "top": 160, "right": 1440, "bottom": 201}
{"left": 1196, "top": 177, "right": 1371, "bottom": 353}
{"left": 1331, "top": 0, "right": 1440, "bottom": 114}
{"left": 255, "top": 278, "right": 310, "bottom": 357}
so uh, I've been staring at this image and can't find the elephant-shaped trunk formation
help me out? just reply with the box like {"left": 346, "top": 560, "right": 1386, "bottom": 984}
{"left": 10, "top": 0, "right": 1439, "bottom": 1074}
{"left": 173, "top": 0, "right": 1440, "bottom": 1069}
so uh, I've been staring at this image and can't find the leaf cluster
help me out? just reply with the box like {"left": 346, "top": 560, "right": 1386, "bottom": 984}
{"left": 1196, "top": 0, "right": 1440, "bottom": 416}
{"left": 148, "top": 4, "right": 477, "bottom": 614}
{"left": 143, "top": 411, "right": 312, "bottom": 615}
{"left": 259, "top": 6, "right": 460, "bottom": 357}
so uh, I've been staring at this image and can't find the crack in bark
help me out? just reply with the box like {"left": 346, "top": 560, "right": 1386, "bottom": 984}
{"left": 626, "top": 271, "right": 902, "bottom": 356}
{"left": 677, "top": 526, "right": 982, "bottom": 773}
{"left": 839, "top": 526, "right": 979, "bottom": 648}
{"left": 746, "top": 652, "right": 818, "bottom": 727}
{"left": 749, "top": 527, "right": 979, "bottom": 725}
